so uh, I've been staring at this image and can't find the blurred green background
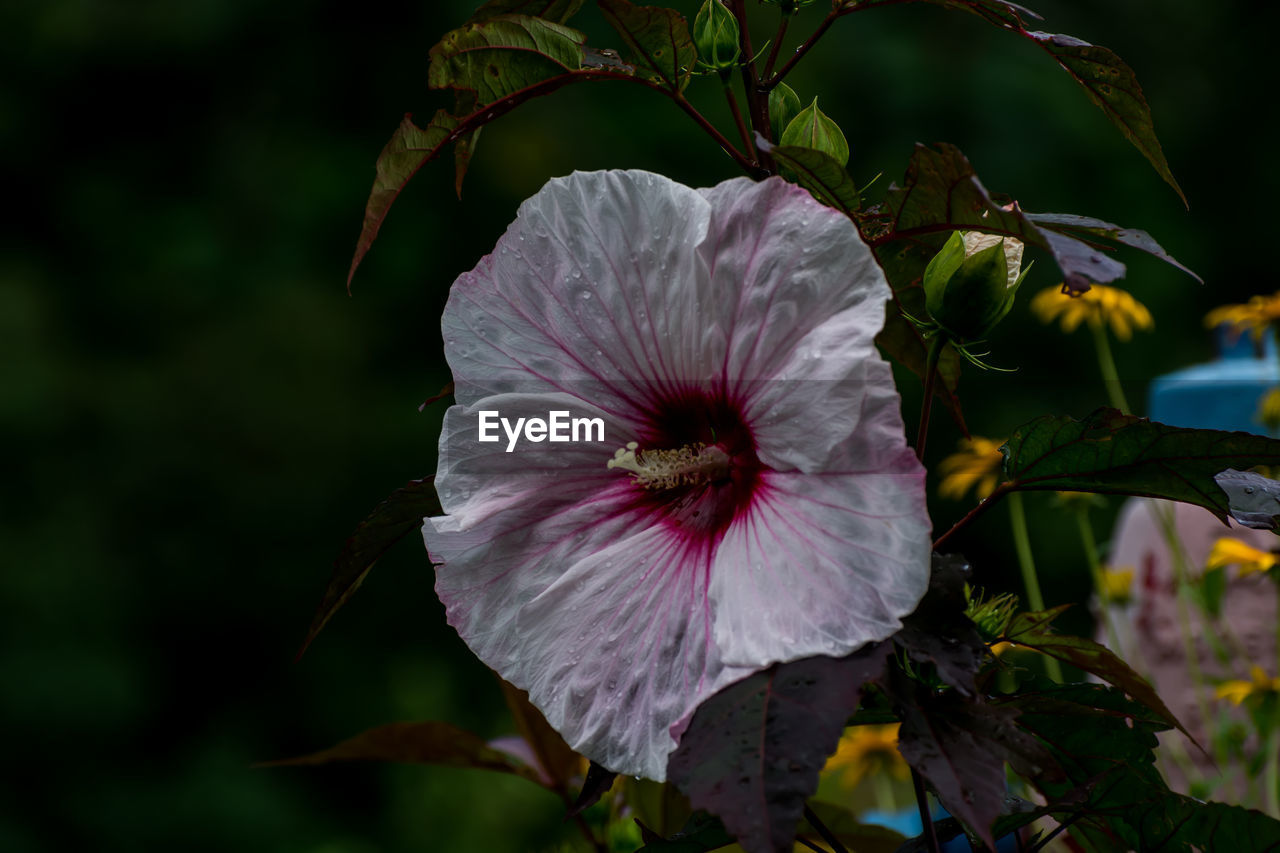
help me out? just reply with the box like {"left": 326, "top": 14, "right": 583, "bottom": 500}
{"left": 3, "top": 0, "right": 1273, "bottom": 850}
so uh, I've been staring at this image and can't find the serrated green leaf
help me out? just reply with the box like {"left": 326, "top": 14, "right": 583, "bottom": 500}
{"left": 1001, "top": 606, "right": 1194, "bottom": 745}
{"left": 598, "top": 0, "right": 697, "bottom": 93}
{"left": 1024, "top": 211, "right": 1201, "bottom": 283}
{"left": 1006, "top": 683, "right": 1280, "bottom": 851}
{"left": 470, "top": 0, "right": 586, "bottom": 23}
{"left": 298, "top": 477, "right": 440, "bottom": 657}
{"left": 1001, "top": 407, "right": 1280, "bottom": 523}
{"left": 1028, "top": 31, "right": 1186, "bottom": 207}
{"left": 348, "top": 114, "right": 457, "bottom": 289}
{"left": 758, "top": 137, "right": 860, "bottom": 215}
{"left": 257, "top": 720, "right": 544, "bottom": 784}
{"left": 429, "top": 14, "right": 587, "bottom": 104}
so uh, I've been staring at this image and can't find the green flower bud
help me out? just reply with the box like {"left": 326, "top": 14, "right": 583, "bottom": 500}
{"left": 768, "top": 82, "right": 803, "bottom": 142}
{"left": 923, "top": 231, "right": 1029, "bottom": 342}
{"left": 693, "top": 0, "right": 740, "bottom": 75}
{"left": 779, "top": 98, "right": 849, "bottom": 167}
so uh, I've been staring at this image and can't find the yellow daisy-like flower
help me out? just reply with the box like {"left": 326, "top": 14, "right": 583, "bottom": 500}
{"left": 823, "top": 724, "right": 909, "bottom": 788}
{"left": 1259, "top": 387, "right": 1280, "bottom": 431}
{"left": 1100, "top": 565, "right": 1135, "bottom": 605}
{"left": 1205, "top": 291, "right": 1280, "bottom": 341}
{"left": 1205, "top": 537, "right": 1278, "bottom": 577}
{"left": 1029, "top": 284, "right": 1154, "bottom": 341}
{"left": 938, "top": 436, "right": 1005, "bottom": 501}
{"left": 1215, "top": 666, "right": 1280, "bottom": 706}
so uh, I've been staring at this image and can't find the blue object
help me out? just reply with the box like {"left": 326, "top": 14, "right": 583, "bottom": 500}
{"left": 1146, "top": 326, "right": 1279, "bottom": 434}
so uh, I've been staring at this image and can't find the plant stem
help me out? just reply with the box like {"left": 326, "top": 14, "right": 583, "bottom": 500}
{"left": 667, "top": 92, "right": 757, "bottom": 174}
{"left": 933, "top": 483, "right": 1012, "bottom": 551}
{"left": 726, "top": 0, "right": 771, "bottom": 169}
{"left": 916, "top": 335, "right": 946, "bottom": 461}
{"left": 1008, "top": 491, "right": 1063, "bottom": 682}
{"left": 1089, "top": 320, "right": 1130, "bottom": 414}
{"left": 1074, "top": 509, "right": 1123, "bottom": 653}
{"left": 722, "top": 82, "right": 754, "bottom": 155}
{"left": 911, "top": 770, "right": 941, "bottom": 853}
{"left": 763, "top": 11, "right": 791, "bottom": 80}
{"left": 803, "top": 804, "right": 850, "bottom": 853}
{"left": 766, "top": 10, "right": 842, "bottom": 88}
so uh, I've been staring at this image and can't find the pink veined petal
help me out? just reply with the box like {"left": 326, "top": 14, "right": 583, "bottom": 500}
{"left": 512, "top": 525, "right": 754, "bottom": 780}
{"left": 442, "top": 171, "right": 720, "bottom": 419}
{"left": 433, "top": 392, "right": 633, "bottom": 526}
{"left": 709, "top": 360, "right": 930, "bottom": 668}
{"left": 695, "top": 177, "right": 892, "bottom": 472}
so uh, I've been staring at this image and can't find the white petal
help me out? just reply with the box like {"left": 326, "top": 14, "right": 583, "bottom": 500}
{"left": 709, "top": 360, "right": 930, "bottom": 667}
{"left": 696, "top": 177, "right": 892, "bottom": 471}
{"left": 442, "top": 171, "right": 718, "bottom": 419}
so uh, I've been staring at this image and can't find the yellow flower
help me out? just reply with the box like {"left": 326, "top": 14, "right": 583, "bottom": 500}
{"left": 1205, "top": 537, "right": 1278, "bottom": 577}
{"left": 823, "top": 724, "right": 909, "bottom": 788}
{"left": 1029, "top": 284, "right": 1154, "bottom": 341}
{"left": 1205, "top": 291, "right": 1280, "bottom": 341}
{"left": 938, "top": 436, "right": 1005, "bottom": 501}
{"left": 1259, "top": 387, "right": 1280, "bottom": 431}
{"left": 989, "top": 641, "right": 1015, "bottom": 658}
{"left": 1215, "top": 666, "right": 1280, "bottom": 706}
{"left": 1100, "top": 566, "right": 1135, "bottom": 605}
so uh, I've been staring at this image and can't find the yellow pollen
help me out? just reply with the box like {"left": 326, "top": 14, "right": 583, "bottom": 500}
{"left": 607, "top": 441, "right": 731, "bottom": 489}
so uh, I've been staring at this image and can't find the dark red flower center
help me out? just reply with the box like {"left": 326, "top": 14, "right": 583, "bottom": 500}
{"left": 616, "top": 387, "right": 763, "bottom": 544}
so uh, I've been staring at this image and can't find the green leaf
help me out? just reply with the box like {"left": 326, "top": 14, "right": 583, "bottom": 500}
{"left": 1001, "top": 606, "right": 1194, "bottom": 744}
{"left": 1007, "top": 683, "right": 1280, "bottom": 851}
{"left": 667, "top": 645, "right": 891, "bottom": 853}
{"left": 1001, "top": 407, "right": 1280, "bottom": 524}
{"left": 347, "top": 29, "right": 634, "bottom": 284}
{"left": 470, "top": 0, "right": 587, "bottom": 23}
{"left": 1023, "top": 212, "right": 1201, "bottom": 284}
{"left": 840, "top": 0, "right": 1040, "bottom": 30}
{"left": 348, "top": 113, "right": 456, "bottom": 289}
{"left": 257, "top": 720, "right": 544, "bottom": 784}
{"left": 297, "top": 477, "right": 440, "bottom": 658}
{"left": 1028, "top": 31, "right": 1187, "bottom": 207}
{"left": 428, "top": 14, "right": 587, "bottom": 105}
{"left": 757, "top": 136, "right": 860, "bottom": 215}
{"left": 862, "top": 143, "right": 1123, "bottom": 294}
{"left": 598, "top": 0, "right": 697, "bottom": 93}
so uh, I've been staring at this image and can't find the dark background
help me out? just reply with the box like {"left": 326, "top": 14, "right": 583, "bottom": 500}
{"left": 3, "top": 0, "right": 1272, "bottom": 850}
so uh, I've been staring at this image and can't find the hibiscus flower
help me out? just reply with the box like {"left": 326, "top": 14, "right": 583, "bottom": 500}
{"left": 424, "top": 170, "right": 931, "bottom": 780}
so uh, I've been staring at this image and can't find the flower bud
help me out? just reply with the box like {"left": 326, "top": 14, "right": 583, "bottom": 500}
{"left": 693, "top": 0, "right": 740, "bottom": 76}
{"left": 923, "top": 231, "right": 1028, "bottom": 342}
{"left": 779, "top": 98, "right": 849, "bottom": 167}
{"left": 769, "top": 82, "right": 803, "bottom": 142}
